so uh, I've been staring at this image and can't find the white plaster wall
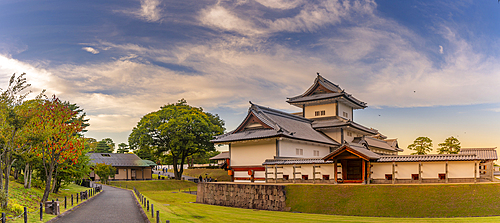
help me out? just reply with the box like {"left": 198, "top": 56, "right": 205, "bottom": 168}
{"left": 304, "top": 103, "right": 336, "bottom": 119}
{"left": 299, "top": 165, "right": 313, "bottom": 179}
{"left": 254, "top": 170, "right": 265, "bottom": 178}
{"left": 338, "top": 103, "right": 353, "bottom": 121}
{"left": 421, "top": 162, "right": 445, "bottom": 179}
{"left": 396, "top": 163, "right": 419, "bottom": 179}
{"left": 371, "top": 163, "right": 392, "bottom": 179}
{"left": 279, "top": 139, "right": 330, "bottom": 158}
{"left": 449, "top": 161, "right": 476, "bottom": 178}
{"left": 234, "top": 171, "right": 249, "bottom": 178}
{"left": 231, "top": 140, "right": 276, "bottom": 166}
{"left": 322, "top": 129, "right": 341, "bottom": 143}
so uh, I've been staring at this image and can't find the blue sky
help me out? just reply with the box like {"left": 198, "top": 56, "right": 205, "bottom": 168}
{"left": 1, "top": 0, "right": 500, "bottom": 154}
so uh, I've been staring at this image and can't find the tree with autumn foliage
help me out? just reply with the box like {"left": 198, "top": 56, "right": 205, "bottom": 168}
{"left": 28, "top": 96, "right": 88, "bottom": 203}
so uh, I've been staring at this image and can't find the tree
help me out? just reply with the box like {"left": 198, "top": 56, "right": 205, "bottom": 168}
{"left": 93, "top": 163, "right": 116, "bottom": 184}
{"left": 116, "top": 143, "right": 129, "bottom": 153}
{"left": 407, "top": 137, "right": 433, "bottom": 155}
{"left": 102, "top": 138, "right": 115, "bottom": 152}
{"left": 437, "top": 136, "right": 461, "bottom": 154}
{"left": 28, "top": 96, "right": 87, "bottom": 203}
{"left": 0, "top": 73, "right": 39, "bottom": 207}
{"left": 128, "top": 99, "right": 224, "bottom": 180}
{"left": 84, "top": 137, "right": 97, "bottom": 151}
{"left": 94, "top": 140, "right": 112, "bottom": 153}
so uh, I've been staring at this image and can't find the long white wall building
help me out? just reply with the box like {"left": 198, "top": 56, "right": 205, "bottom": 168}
{"left": 212, "top": 74, "right": 497, "bottom": 184}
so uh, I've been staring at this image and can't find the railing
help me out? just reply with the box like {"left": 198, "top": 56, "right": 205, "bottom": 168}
{"left": 134, "top": 187, "right": 172, "bottom": 223}
{"left": 2, "top": 185, "right": 101, "bottom": 222}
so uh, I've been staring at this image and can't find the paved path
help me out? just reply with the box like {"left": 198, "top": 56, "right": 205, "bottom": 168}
{"left": 55, "top": 185, "right": 144, "bottom": 223}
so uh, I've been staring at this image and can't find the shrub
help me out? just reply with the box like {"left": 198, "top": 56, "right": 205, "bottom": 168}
{"left": 8, "top": 203, "right": 24, "bottom": 216}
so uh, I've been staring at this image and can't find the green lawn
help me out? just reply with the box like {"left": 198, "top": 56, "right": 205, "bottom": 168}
{"left": 7, "top": 180, "right": 98, "bottom": 223}
{"left": 286, "top": 183, "right": 500, "bottom": 218}
{"left": 129, "top": 180, "right": 500, "bottom": 222}
{"left": 167, "top": 168, "right": 232, "bottom": 181}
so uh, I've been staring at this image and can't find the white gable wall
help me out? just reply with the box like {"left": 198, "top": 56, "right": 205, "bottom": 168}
{"left": 338, "top": 102, "right": 353, "bottom": 121}
{"left": 279, "top": 139, "right": 330, "bottom": 158}
{"left": 304, "top": 103, "right": 336, "bottom": 119}
{"left": 322, "top": 129, "right": 342, "bottom": 144}
{"left": 231, "top": 139, "right": 276, "bottom": 166}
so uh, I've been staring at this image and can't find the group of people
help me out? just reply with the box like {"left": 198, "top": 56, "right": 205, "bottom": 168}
{"left": 199, "top": 175, "right": 216, "bottom": 182}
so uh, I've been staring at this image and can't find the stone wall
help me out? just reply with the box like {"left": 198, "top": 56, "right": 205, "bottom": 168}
{"left": 196, "top": 183, "right": 287, "bottom": 211}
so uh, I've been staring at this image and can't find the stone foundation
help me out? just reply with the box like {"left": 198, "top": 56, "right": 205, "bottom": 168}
{"left": 196, "top": 183, "right": 287, "bottom": 211}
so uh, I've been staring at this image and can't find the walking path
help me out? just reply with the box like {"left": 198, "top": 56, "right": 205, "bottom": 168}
{"left": 54, "top": 185, "right": 145, "bottom": 223}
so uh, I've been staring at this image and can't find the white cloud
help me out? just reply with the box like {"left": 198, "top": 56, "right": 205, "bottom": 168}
{"left": 439, "top": 45, "right": 444, "bottom": 54}
{"left": 117, "top": 0, "right": 163, "bottom": 23}
{"left": 198, "top": 0, "right": 377, "bottom": 35}
{"left": 199, "top": 5, "right": 263, "bottom": 36}
{"left": 82, "top": 47, "right": 100, "bottom": 54}
{"left": 254, "top": 0, "right": 303, "bottom": 10}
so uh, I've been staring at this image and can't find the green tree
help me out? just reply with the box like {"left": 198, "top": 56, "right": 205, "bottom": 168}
{"left": 94, "top": 140, "right": 112, "bottom": 153}
{"left": 407, "top": 137, "right": 433, "bottom": 155}
{"left": 437, "top": 136, "right": 461, "bottom": 154}
{"left": 102, "top": 138, "right": 115, "bottom": 152}
{"left": 128, "top": 99, "right": 224, "bottom": 180}
{"left": 0, "top": 73, "right": 41, "bottom": 207}
{"left": 116, "top": 143, "right": 129, "bottom": 153}
{"left": 84, "top": 137, "right": 97, "bottom": 151}
{"left": 94, "top": 163, "right": 116, "bottom": 184}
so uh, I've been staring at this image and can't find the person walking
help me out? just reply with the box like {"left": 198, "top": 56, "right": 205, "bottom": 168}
{"left": 198, "top": 175, "right": 202, "bottom": 183}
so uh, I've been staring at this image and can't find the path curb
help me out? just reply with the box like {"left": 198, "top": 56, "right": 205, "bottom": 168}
{"left": 47, "top": 189, "right": 103, "bottom": 223}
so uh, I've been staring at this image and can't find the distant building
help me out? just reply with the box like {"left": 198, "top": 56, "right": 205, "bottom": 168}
{"left": 212, "top": 74, "right": 497, "bottom": 184}
{"left": 88, "top": 153, "right": 157, "bottom": 181}
{"left": 209, "top": 151, "right": 230, "bottom": 169}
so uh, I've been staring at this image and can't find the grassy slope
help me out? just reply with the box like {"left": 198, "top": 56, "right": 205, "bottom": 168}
{"left": 7, "top": 179, "right": 96, "bottom": 223}
{"left": 125, "top": 180, "right": 500, "bottom": 222}
{"left": 286, "top": 183, "right": 500, "bottom": 217}
{"left": 168, "top": 168, "right": 231, "bottom": 181}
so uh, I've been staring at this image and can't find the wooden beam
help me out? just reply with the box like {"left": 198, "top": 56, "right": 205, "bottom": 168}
{"left": 274, "top": 164, "right": 277, "bottom": 183}
{"left": 445, "top": 161, "right": 449, "bottom": 184}
{"left": 367, "top": 161, "right": 371, "bottom": 185}
{"left": 361, "top": 160, "right": 365, "bottom": 184}
{"left": 418, "top": 161, "right": 422, "bottom": 184}
{"left": 392, "top": 161, "right": 395, "bottom": 184}
{"left": 265, "top": 165, "right": 268, "bottom": 183}
{"left": 313, "top": 164, "right": 315, "bottom": 184}
{"left": 474, "top": 160, "right": 477, "bottom": 183}
{"left": 334, "top": 159, "right": 338, "bottom": 184}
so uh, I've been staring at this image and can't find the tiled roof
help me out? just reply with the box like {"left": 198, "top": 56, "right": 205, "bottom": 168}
{"left": 88, "top": 153, "right": 157, "bottom": 167}
{"left": 459, "top": 148, "right": 498, "bottom": 160}
{"left": 364, "top": 137, "right": 402, "bottom": 152}
{"left": 212, "top": 103, "right": 340, "bottom": 146}
{"left": 209, "top": 151, "right": 229, "bottom": 160}
{"left": 287, "top": 75, "right": 366, "bottom": 109}
{"left": 376, "top": 154, "right": 478, "bottom": 162}
{"left": 323, "top": 144, "right": 381, "bottom": 160}
{"left": 263, "top": 158, "right": 333, "bottom": 165}
{"left": 312, "top": 116, "right": 378, "bottom": 135}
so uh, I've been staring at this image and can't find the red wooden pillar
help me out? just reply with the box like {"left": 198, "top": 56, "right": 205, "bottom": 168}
{"left": 334, "top": 159, "right": 338, "bottom": 184}
{"left": 361, "top": 160, "right": 366, "bottom": 184}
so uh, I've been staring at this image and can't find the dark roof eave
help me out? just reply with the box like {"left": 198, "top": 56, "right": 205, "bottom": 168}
{"left": 287, "top": 94, "right": 367, "bottom": 109}
{"left": 212, "top": 134, "right": 339, "bottom": 147}
{"left": 314, "top": 124, "right": 377, "bottom": 135}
